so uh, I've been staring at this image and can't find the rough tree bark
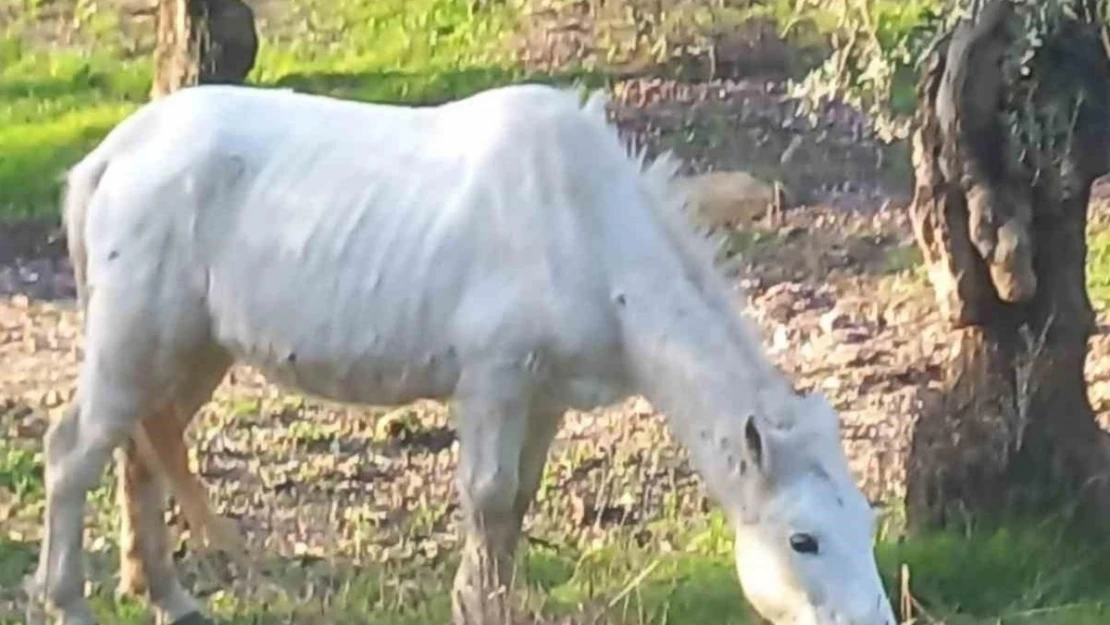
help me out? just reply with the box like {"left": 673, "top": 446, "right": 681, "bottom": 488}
{"left": 150, "top": 0, "right": 259, "bottom": 99}
{"left": 906, "top": 0, "right": 1110, "bottom": 529}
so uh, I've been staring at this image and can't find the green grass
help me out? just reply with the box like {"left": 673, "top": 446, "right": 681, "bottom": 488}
{"left": 0, "top": 51, "right": 150, "bottom": 219}
{"left": 0, "top": 0, "right": 954, "bottom": 220}
{"left": 5, "top": 425, "right": 1110, "bottom": 625}
{"left": 0, "top": 445, "right": 42, "bottom": 502}
{"left": 5, "top": 421, "right": 1108, "bottom": 625}
{"left": 2, "top": 503, "right": 1109, "bottom": 624}
{"left": 0, "top": 0, "right": 610, "bottom": 220}
{"left": 1087, "top": 224, "right": 1110, "bottom": 310}
{"left": 0, "top": 0, "right": 951, "bottom": 220}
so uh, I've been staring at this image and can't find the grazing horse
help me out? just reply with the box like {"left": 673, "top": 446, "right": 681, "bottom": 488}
{"left": 27, "top": 83, "right": 897, "bottom": 625}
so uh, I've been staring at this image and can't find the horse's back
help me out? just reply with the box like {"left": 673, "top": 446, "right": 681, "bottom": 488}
{"left": 80, "top": 83, "right": 634, "bottom": 405}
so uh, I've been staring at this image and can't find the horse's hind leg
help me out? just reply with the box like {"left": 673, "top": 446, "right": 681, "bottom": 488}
{"left": 450, "top": 366, "right": 564, "bottom": 625}
{"left": 27, "top": 275, "right": 219, "bottom": 625}
{"left": 117, "top": 404, "right": 239, "bottom": 598}
{"left": 115, "top": 349, "right": 232, "bottom": 625}
{"left": 116, "top": 414, "right": 190, "bottom": 600}
{"left": 115, "top": 434, "right": 205, "bottom": 623}
{"left": 133, "top": 399, "right": 247, "bottom": 559}
{"left": 27, "top": 388, "right": 151, "bottom": 625}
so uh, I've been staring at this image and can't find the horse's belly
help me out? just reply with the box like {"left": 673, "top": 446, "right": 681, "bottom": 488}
{"left": 229, "top": 337, "right": 461, "bottom": 406}
{"left": 206, "top": 270, "right": 462, "bottom": 406}
{"left": 217, "top": 325, "right": 462, "bottom": 406}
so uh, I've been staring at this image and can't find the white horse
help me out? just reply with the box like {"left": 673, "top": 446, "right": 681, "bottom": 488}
{"left": 27, "top": 83, "right": 897, "bottom": 625}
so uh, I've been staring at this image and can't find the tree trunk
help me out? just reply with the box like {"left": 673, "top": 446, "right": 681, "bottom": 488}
{"left": 906, "top": 0, "right": 1110, "bottom": 530}
{"left": 151, "top": 0, "right": 259, "bottom": 99}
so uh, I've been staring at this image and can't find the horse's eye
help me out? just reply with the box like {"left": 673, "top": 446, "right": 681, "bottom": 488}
{"left": 789, "top": 533, "right": 820, "bottom": 555}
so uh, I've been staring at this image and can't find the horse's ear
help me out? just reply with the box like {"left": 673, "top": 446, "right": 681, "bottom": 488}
{"left": 737, "top": 415, "right": 776, "bottom": 522}
{"left": 743, "top": 415, "right": 766, "bottom": 472}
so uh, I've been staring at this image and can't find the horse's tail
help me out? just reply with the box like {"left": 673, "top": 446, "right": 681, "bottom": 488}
{"left": 61, "top": 154, "right": 109, "bottom": 314}
{"left": 62, "top": 95, "right": 169, "bottom": 311}
{"left": 61, "top": 104, "right": 248, "bottom": 566}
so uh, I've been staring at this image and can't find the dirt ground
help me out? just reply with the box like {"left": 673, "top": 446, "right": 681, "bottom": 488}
{"left": 4, "top": 71, "right": 1110, "bottom": 583}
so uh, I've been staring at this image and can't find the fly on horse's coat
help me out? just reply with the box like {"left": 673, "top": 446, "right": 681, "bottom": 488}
{"left": 28, "top": 83, "right": 896, "bottom": 625}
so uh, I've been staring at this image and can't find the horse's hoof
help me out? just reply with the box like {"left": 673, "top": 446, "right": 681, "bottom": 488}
{"left": 23, "top": 605, "right": 47, "bottom": 625}
{"left": 22, "top": 577, "right": 48, "bottom": 625}
{"left": 170, "top": 612, "right": 214, "bottom": 625}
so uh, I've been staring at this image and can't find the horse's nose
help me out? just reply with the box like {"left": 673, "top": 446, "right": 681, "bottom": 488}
{"left": 874, "top": 593, "right": 897, "bottom": 625}
{"left": 833, "top": 593, "right": 896, "bottom": 625}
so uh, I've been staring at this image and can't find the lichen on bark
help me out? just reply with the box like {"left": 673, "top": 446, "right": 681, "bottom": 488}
{"left": 906, "top": 0, "right": 1110, "bottom": 529}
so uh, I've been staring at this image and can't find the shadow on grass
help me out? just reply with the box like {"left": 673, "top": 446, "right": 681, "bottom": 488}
{"left": 270, "top": 65, "right": 613, "bottom": 104}
{"left": 0, "top": 537, "right": 37, "bottom": 625}
{"left": 0, "top": 69, "right": 147, "bottom": 103}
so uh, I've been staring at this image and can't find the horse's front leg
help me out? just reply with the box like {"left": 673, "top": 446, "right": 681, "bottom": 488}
{"left": 449, "top": 366, "right": 562, "bottom": 625}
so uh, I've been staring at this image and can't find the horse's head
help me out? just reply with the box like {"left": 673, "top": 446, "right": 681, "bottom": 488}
{"left": 728, "top": 394, "right": 896, "bottom": 625}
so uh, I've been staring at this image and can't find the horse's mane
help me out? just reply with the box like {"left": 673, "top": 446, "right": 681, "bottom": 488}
{"left": 576, "top": 87, "right": 728, "bottom": 302}
{"left": 569, "top": 85, "right": 836, "bottom": 441}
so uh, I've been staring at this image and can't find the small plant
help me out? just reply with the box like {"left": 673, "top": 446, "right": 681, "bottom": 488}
{"left": 0, "top": 443, "right": 43, "bottom": 500}
{"left": 787, "top": 0, "right": 955, "bottom": 143}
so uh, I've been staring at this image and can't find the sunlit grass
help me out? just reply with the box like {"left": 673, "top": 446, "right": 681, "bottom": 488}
{"left": 0, "top": 0, "right": 539, "bottom": 219}
{"left": 3, "top": 495, "right": 1109, "bottom": 624}
{"left": 1086, "top": 221, "right": 1110, "bottom": 310}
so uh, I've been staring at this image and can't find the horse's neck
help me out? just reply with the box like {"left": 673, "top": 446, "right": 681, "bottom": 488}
{"left": 617, "top": 272, "right": 797, "bottom": 507}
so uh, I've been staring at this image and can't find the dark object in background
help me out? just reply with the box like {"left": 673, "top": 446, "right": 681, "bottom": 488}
{"left": 151, "top": 0, "right": 259, "bottom": 99}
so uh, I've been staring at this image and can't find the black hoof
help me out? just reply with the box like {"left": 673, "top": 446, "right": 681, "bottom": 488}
{"left": 170, "top": 612, "right": 214, "bottom": 625}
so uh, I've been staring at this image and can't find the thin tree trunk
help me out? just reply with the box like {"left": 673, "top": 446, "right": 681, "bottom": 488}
{"left": 151, "top": 0, "right": 259, "bottom": 99}
{"left": 906, "top": 0, "right": 1110, "bottom": 529}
